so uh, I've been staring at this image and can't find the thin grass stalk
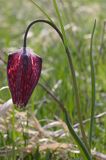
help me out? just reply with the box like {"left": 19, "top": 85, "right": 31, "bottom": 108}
{"left": 99, "top": 21, "right": 106, "bottom": 55}
{"left": 23, "top": 111, "right": 29, "bottom": 146}
{"left": 52, "top": 0, "right": 68, "bottom": 46}
{"left": 89, "top": 20, "right": 96, "bottom": 148}
{"left": 29, "top": 0, "right": 53, "bottom": 22}
{"left": 52, "top": 0, "right": 89, "bottom": 150}
{"left": 60, "top": 0, "right": 78, "bottom": 54}
{"left": 12, "top": 106, "right": 15, "bottom": 160}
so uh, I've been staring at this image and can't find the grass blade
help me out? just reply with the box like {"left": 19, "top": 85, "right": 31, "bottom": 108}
{"left": 89, "top": 20, "right": 96, "bottom": 148}
{"left": 52, "top": 0, "right": 68, "bottom": 46}
{"left": 29, "top": 0, "right": 53, "bottom": 22}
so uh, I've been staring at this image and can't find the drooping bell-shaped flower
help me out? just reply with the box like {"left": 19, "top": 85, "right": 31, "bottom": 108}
{"left": 7, "top": 48, "right": 42, "bottom": 108}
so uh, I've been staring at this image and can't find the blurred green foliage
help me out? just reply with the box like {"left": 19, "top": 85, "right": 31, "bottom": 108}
{"left": 0, "top": 0, "right": 106, "bottom": 159}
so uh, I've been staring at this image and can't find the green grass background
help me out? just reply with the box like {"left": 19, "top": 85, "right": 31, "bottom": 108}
{"left": 0, "top": 0, "right": 106, "bottom": 159}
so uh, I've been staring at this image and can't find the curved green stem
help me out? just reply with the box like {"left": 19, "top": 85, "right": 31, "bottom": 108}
{"left": 29, "top": 0, "right": 88, "bottom": 149}
{"left": 23, "top": 20, "right": 63, "bottom": 49}
{"left": 23, "top": 19, "right": 91, "bottom": 159}
{"left": 53, "top": 0, "right": 89, "bottom": 150}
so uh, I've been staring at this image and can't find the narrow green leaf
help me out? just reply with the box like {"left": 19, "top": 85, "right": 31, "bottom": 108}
{"left": 89, "top": 20, "right": 96, "bottom": 148}
{"left": 52, "top": 0, "right": 68, "bottom": 46}
{"left": 65, "top": 110, "right": 92, "bottom": 160}
{"left": 34, "top": 146, "right": 40, "bottom": 160}
{"left": 45, "top": 150, "right": 52, "bottom": 160}
{"left": 29, "top": 0, "right": 53, "bottom": 22}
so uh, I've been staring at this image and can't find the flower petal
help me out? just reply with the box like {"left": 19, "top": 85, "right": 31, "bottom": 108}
{"left": 7, "top": 48, "right": 42, "bottom": 107}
